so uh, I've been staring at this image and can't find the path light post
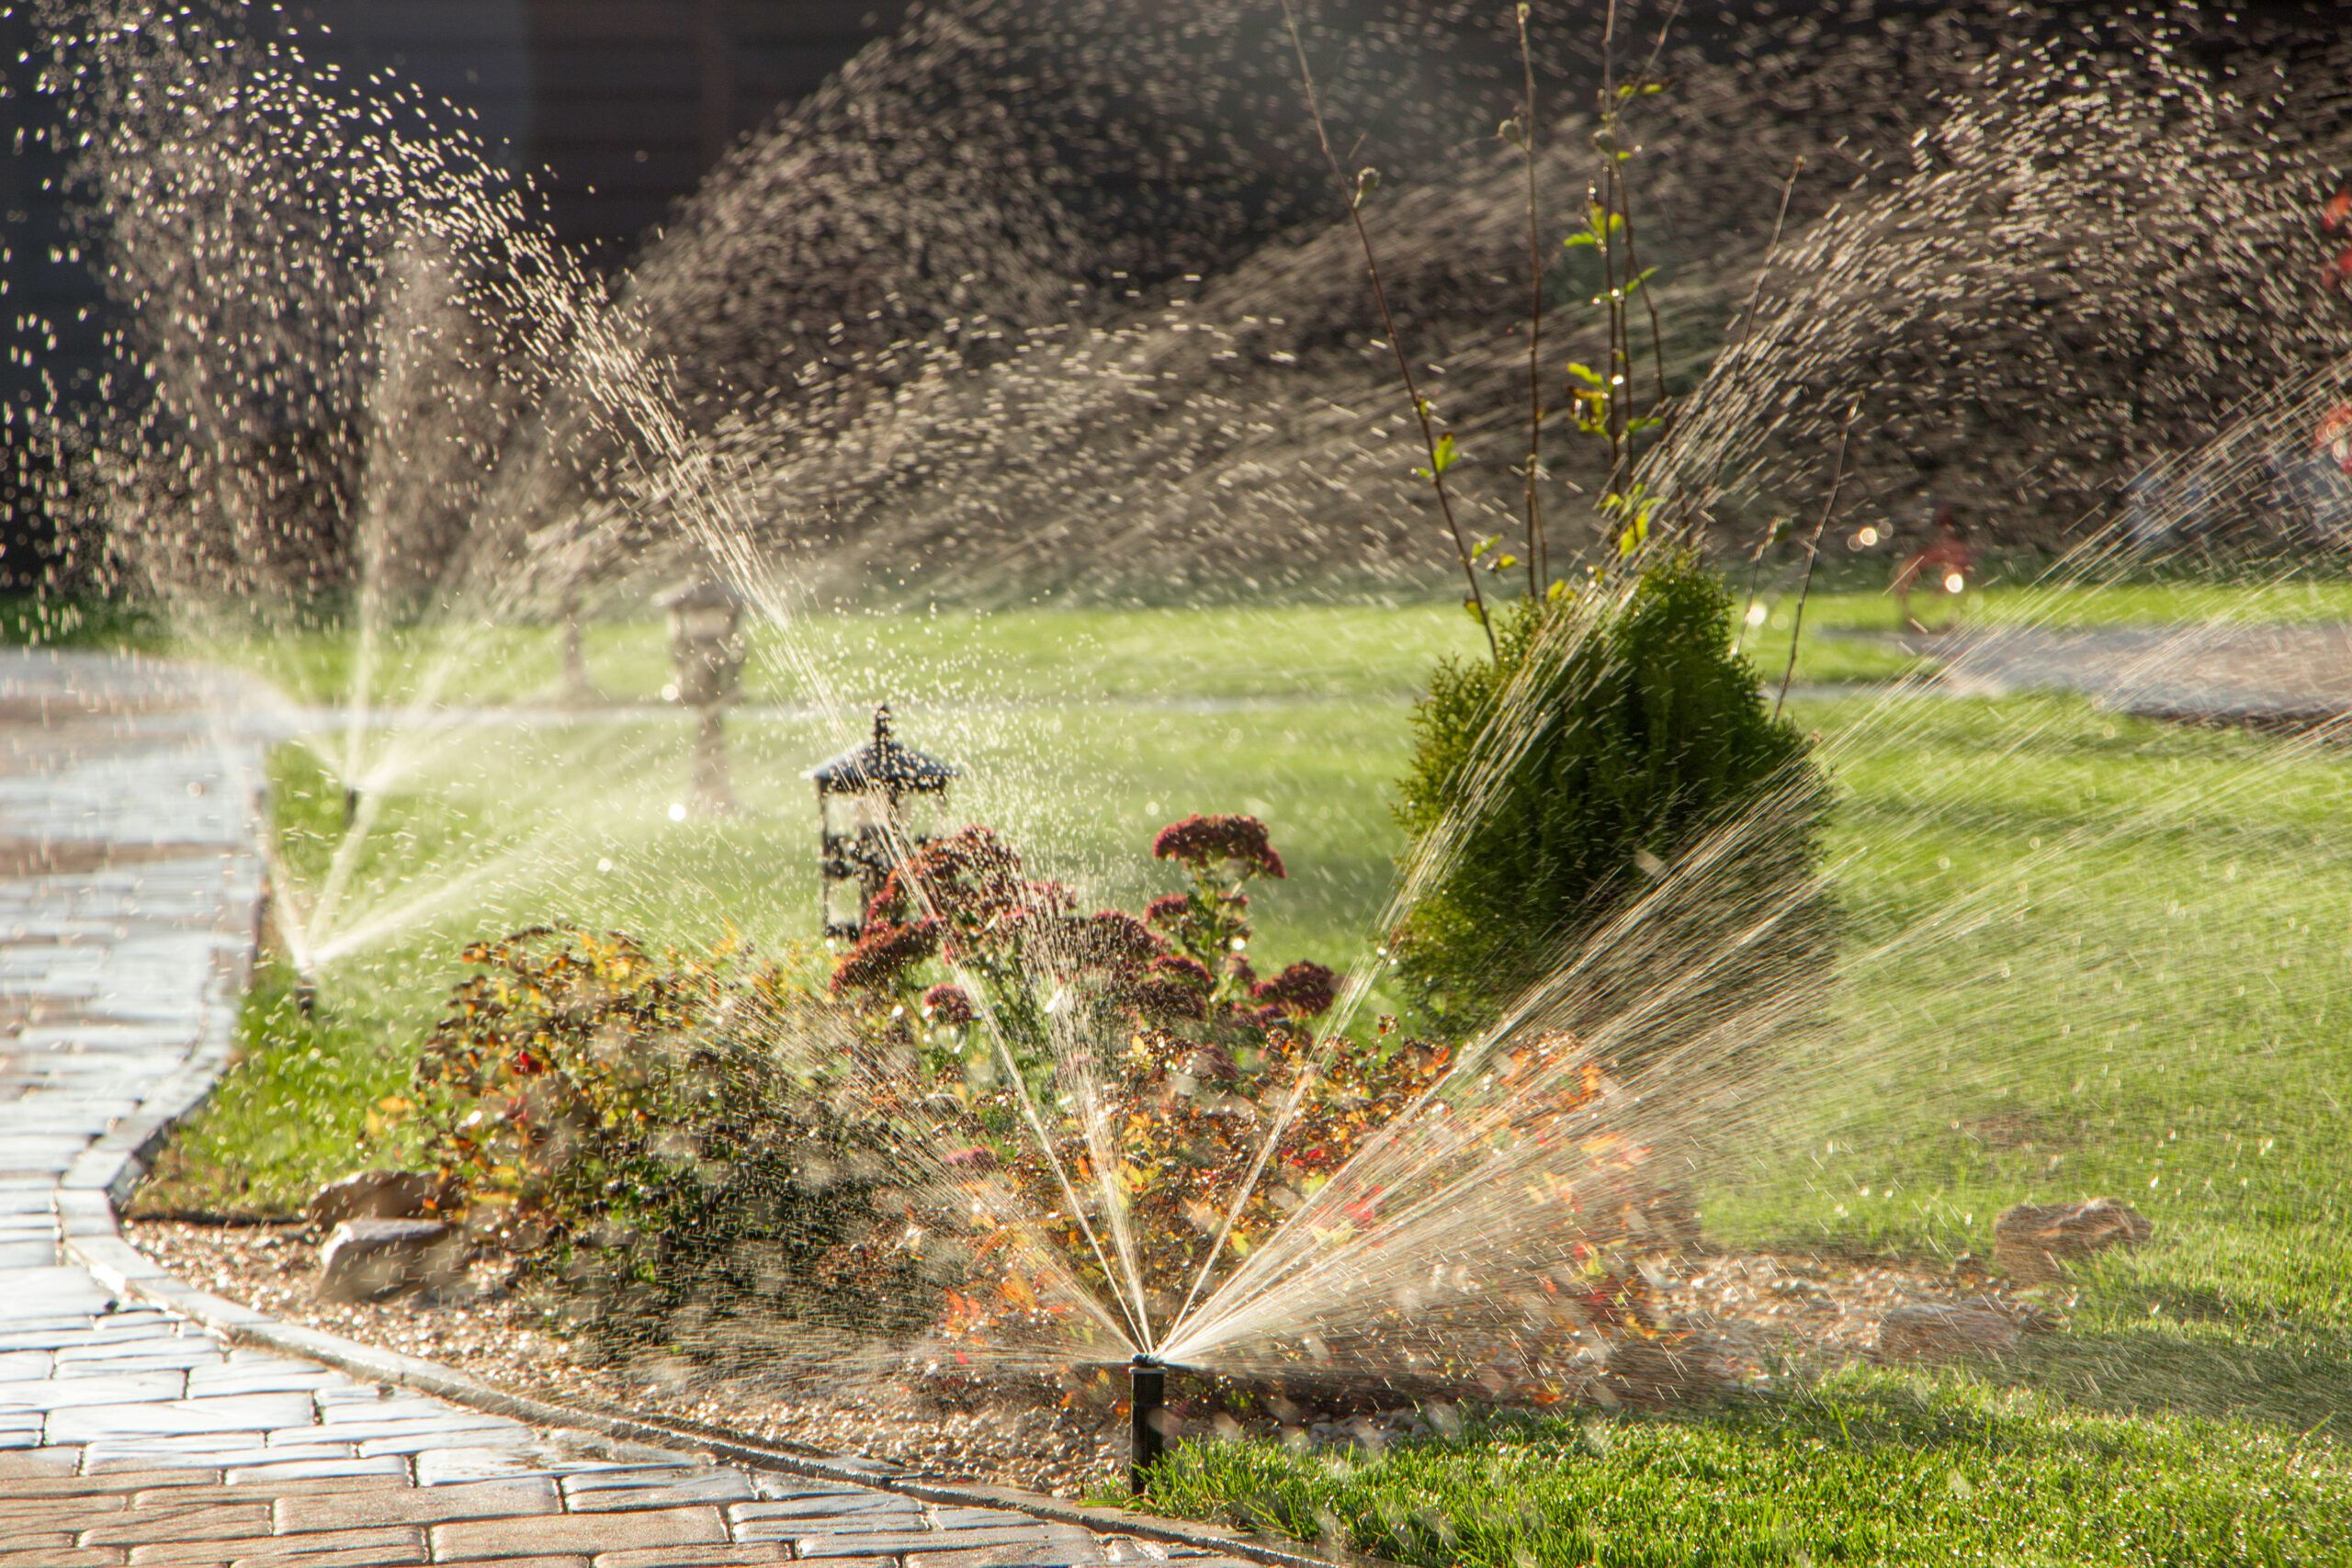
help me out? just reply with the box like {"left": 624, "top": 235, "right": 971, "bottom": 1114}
{"left": 811, "top": 705, "right": 954, "bottom": 938}
{"left": 657, "top": 574, "right": 747, "bottom": 815}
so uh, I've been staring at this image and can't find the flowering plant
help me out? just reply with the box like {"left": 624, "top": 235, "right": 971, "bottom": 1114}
{"left": 828, "top": 815, "right": 1677, "bottom": 1400}
{"left": 401, "top": 927, "right": 922, "bottom": 1336}
{"left": 830, "top": 814, "right": 1339, "bottom": 1057}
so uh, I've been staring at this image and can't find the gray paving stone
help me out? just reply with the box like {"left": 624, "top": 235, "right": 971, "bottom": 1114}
{"left": 931, "top": 1506, "right": 1045, "bottom": 1529}
{"left": 733, "top": 1489, "right": 922, "bottom": 1518}
{"left": 221, "top": 1456, "right": 413, "bottom": 1485}
{"left": 562, "top": 1468, "right": 757, "bottom": 1509}
{"left": 0, "top": 1371, "right": 189, "bottom": 1411}
{"left": 85, "top": 1438, "right": 357, "bottom": 1471}
{"left": 55, "top": 1340, "right": 225, "bottom": 1373}
{"left": 907, "top": 1546, "right": 1148, "bottom": 1568}
{"left": 0, "top": 1267, "right": 113, "bottom": 1317}
{"left": 48, "top": 1393, "right": 319, "bottom": 1442}
{"left": 410, "top": 1446, "right": 560, "bottom": 1486}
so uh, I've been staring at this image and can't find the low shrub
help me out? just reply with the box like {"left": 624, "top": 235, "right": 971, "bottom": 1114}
{"left": 401, "top": 926, "right": 924, "bottom": 1342}
{"left": 1391, "top": 552, "right": 1833, "bottom": 1038}
{"left": 399, "top": 816, "right": 1686, "bottom": 1403}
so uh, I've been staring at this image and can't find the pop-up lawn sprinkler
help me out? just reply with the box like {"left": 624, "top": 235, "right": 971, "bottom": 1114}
{"left": 1130, "top": 1354, "right": 1168, "bottom": 1496}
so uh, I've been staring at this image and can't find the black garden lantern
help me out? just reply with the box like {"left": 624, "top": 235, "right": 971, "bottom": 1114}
{"left": 656, "top": 574, "right": 748, "bottom": 814}
{"left": 811, "top": 705, "right": 955, "bottom": 937}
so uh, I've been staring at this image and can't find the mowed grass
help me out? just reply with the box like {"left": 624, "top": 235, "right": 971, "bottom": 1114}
{"left": 119, "top": 588, "right": 2352, "bottom": 1563}
{"left": 1157, "top": 685, "right": 2352, "bottom": 1565}
{"left": 148, "top": 568, "right": 2352, "bottom": 710}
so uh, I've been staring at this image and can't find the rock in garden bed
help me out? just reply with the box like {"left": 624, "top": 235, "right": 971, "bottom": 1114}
{"left": 316, "top": 1217, "right": 467, "bottom": 1303}
{"left": 308, "top": 1168, "right": 453, "bottom": 1230}
{"left": 1993, "top": 1197, "right": 2152, "bottom": 1284}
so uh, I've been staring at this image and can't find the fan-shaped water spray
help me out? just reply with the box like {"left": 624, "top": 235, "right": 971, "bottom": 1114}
{"left": 14, "top": 0, "right": 2352, "bottom": 1531}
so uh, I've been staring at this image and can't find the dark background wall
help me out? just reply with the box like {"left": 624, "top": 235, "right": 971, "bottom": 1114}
{"left": 0, "top": 0, "right": 907, "bottom": 581}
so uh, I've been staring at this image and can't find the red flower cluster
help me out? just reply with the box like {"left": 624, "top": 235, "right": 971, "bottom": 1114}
{"left": 922, "top": 983, "right": 976, "bottom": 1025}
{"left": 1052, "top": 910, "right": 1165, "bottom": 970}
{"left": 831, "top": 919, "right": 941, "bottom": 995}
{"left": 1151, "top": 813, "right": 1286, "bottom": 879}
{"left": 864, "top": 826, "right": 1026, "bottom": 930}
{"left": 1250, "top": 959, "right": 1340, "bottom": 1019}
{"left": 1120, "top": 974, "right": 1209, "bottom": 1022}
{"left": 1149, "top": 953, "right": 1214, "bottom": 990}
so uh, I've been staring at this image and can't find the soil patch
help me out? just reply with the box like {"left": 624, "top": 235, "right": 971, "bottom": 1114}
{"left": 128, "top": 1221, "right": 2050, "bottom": 1497}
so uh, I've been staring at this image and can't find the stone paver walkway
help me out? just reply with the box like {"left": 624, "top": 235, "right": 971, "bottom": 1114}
{"left": 1922, "top": 620, "right": 2352, "bottom": 728}
{"left": 0, "top": 651, "right": 1248, "bottom": 1568}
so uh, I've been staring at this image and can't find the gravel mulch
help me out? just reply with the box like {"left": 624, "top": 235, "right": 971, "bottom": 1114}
{"left": 126, "top": 1220, "right": 2050, "bottom": 1495}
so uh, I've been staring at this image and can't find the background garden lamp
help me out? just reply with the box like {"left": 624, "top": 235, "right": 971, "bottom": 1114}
{"left": 657, "top": 573, "right": 748, "bottom": 814}
{"left": 812, "top": 705, "right": 955, "bottom": 937}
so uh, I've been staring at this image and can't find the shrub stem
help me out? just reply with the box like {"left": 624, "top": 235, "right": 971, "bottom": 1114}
{"left": 1279, "top": 0, "right": 1497, "bottom": 659}
{"left": 1775, "top": 404, "right": 1857, "bottom": 719}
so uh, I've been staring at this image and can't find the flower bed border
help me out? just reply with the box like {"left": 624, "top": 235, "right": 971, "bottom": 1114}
{"left": 54, "top": 934, "right": 1372, "bottom": 1568}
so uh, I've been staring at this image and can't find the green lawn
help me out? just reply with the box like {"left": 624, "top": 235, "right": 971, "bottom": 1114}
{"left": 1155, "top": 684, "right": 2352, "bottom": 1564}
{"left": 108, "top": 584, "right": 2352, "bottom": 1564}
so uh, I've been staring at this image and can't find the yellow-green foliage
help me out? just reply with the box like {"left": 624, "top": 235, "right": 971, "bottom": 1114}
{"left": 1391, "top": 554, "right": 1829, "bottom": 1027}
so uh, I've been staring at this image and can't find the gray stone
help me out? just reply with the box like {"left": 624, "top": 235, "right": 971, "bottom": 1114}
{"left": 46, "top": 1393, "right": 318, "bottom": 1443}
{"left": 1993, "top": 1198, "right": 2153, "bottom": 1283}
{"left": 1873, "top": 1303, "right": 2021, "bottom": 1361}
{"left": 317, "top": 1219, "right": 468, "bottom": 1303}
{"left": 307, "top": 1168, "right": 451, "bottom": 1232}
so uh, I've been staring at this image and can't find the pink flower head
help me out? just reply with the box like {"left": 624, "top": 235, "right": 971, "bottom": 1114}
{"left": 831, "top": 919, "right": 941, "bottom": 995}
{"left": 866, "top": 826, "right": 1025, "bottom": 928}
{"left": 1059, "top": 910, "right": 1165, "bottom": 970}
{"left": 922, "top": 983, "right": 976, "bottom": 1026}
{"left": 1151, "top": 814, "right": 1286, "bottom": 879}
{"left": 1250, "top": 960, "right": 1338, "bottom": 1019}
{"left": 1123, "top": 976, "right": 1209, "bottom": 1022}
{"left": 1144, "top": 893, "right": 1191, "bottom": 930}
{"left": 1148, "top": 953, "right": 1215, "bottom": 991}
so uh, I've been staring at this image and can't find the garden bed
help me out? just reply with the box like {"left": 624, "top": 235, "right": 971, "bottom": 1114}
{"left": 126, "top": 1216, "right": 2041, "bottom": 1500}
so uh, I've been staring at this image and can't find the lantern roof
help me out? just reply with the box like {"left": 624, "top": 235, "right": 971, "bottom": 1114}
{"left": 810, "top": 705, "right": 955, "bottom": 793}
{"left": 655, "top": 574, "right": 745, "bottom": 612}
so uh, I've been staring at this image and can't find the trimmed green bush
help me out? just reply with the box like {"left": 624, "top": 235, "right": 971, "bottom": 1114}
{"left": 1391, "top": 552, "right": 1831, "bottom": 1037}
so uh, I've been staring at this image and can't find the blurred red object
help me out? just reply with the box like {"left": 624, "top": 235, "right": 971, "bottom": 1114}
{"left": 1892, "top": 502, "right": 1973, "bottom": 630}
{"left": 2319, "top": 406, "right": 2352, "bottom": 477}
{"left": 2326, "top": 243, "right": 2352, "bottom": 294}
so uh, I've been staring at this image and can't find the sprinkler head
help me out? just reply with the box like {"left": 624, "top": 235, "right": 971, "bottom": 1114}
{"left": 293, "top": 973, "right": 319, "bottom": 1018}
{"left": 342, "top": 784, "right": 360, "bottom": 831}
{"left": 1128, "top": 1355, "right": 1167, "bottom": 1497}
